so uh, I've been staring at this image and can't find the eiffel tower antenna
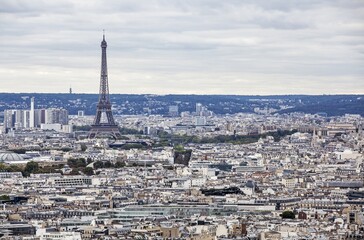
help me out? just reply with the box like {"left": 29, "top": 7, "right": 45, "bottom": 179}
{"left": 88, "top": 32, "right": 121, "bottom": 139}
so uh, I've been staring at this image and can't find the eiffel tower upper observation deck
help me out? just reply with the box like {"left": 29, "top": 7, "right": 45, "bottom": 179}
{"left": 88, "top": 33, "right": 122, "bottom": 139}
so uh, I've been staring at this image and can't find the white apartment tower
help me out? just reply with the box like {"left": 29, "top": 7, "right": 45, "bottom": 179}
{"left": 196, "top": 103, "right": 203, "bottom": 116}
{"left": 30, "top": 97, "right": 35, "bottom": 128}
{"left": 23, "top": 110, "right": 30, "bottom": 128}
{"left": 45, "top": 108, "right": 69, "bottom": 125}
{"left": 2, "top": 97, "right": 68, "bottom": 132}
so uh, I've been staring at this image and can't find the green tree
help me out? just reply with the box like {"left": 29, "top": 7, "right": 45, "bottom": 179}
{"left": 120, "top": 143, "right": 144, "bottom": 150}
{"left": 83, "top": 167, "right": 94, "bottom": 176}
{"left": 174, "top": 144, "right": 184, "bottom": 151}
{"left": 0, "top": 195, "right": 10, "bottom": 201}
{"left": 23, "top": 161, "right": 39, "bottom": 176}
{"left": 0, "top": 163, "right": 8, "bottom": 171}
{"left": 7, "top": 165, "right": 23, "bottom": 172}
{"left": 115, "top": 161, "right": 125, "bottom": 168}
{"left": 119, "top": 127, "right": 143, "bottom": 135}
{"left": 93, "top": 161, "right": 104, "bottom": 169}
{"left": 80, "top": 143, "right": 87, "bottom": 152}
{"left": 103, "top": 161, "right": 113, "bottom": 168}
{"left": 69, "top": 168, "right": 80, "bottom": 175}
{"left": 281, "top": 210, "right": 295, "bottom": 219}
{"left": 67, "top": 158, "right": 86, "bottom": 168}
{"left": 37, "top": 165, "right": 62, "bottom": 174}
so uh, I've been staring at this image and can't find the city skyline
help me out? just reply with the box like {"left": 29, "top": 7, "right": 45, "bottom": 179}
{"left": 1, "top": 0, "right": 364, "bottom": 95}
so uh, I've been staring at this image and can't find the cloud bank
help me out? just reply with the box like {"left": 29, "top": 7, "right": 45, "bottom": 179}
{"left": 0, "top": 0, "right": 363, "bottom": 94}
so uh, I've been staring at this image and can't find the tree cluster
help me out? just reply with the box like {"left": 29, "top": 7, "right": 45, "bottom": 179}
{"left": 0, "top": 162, "right": 62, "bottom": 177}
{"left": 67, "top": 158, "right": 87, "bottom": 168}
{"left": 281, "top": 210, "right": 295, "bottom": 219}
{"left": 158, "top": 129, "right": 297, "bottom": 146}
{"left": 93, "top": 160, "right": 125, "bottom": 169}
{"left": 66, "top": 158, "right": 126, "bottom": 176}
{"left": 0, "top": 195, "right": 10, "bottom": 201}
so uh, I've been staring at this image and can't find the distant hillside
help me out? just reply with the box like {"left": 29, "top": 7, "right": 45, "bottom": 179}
{"left": 0, "top": 93, "right": 363, "bottom": 116}
{"left": 276, "top": 95, "right": 364, "bottom": 116}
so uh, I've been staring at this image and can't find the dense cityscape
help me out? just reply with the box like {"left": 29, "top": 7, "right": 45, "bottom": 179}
{"left": 1, "top": 1, "right": 363, "bottom": 239}
{"left": 0, "top": 93, "right": 364, "bottom": 239}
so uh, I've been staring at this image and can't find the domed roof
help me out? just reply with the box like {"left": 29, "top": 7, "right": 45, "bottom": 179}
{"left": 245, "top": 180, "right": 256, "bottom": 189}
{"left": 0, "top": 152, "right": 24, "bottom": 162}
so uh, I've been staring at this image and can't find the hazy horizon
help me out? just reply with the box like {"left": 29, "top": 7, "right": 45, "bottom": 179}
{"left": 1, "top": 92, "right": 363, "bottom": 97}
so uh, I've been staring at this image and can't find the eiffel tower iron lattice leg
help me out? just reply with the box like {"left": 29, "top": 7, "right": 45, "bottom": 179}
{"left": 88, "top": 33, "right": 121, "bottom": 139}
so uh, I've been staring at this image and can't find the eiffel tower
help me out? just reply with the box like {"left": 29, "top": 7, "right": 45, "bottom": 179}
{"left": 88, "top": 33, "right": 121, "bottom": 139}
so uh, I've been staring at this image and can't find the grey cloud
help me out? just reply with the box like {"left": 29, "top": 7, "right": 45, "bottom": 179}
{"left": 0, "top": 0, "right": 363, "bottom": 94}
{"left": 0, "top": 0, "right": 73, "bottom": 13}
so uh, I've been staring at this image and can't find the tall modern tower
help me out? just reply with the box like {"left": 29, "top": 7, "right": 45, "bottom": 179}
{"left": 89, "top": 33, "right": 121, "bottom": 139}
{"left": 30, "top": 97, "right": 35, "bottom": 128}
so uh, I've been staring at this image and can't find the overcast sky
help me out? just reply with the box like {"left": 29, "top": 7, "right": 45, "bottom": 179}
{"left": 0, "top": 0, "right": 363, "bottom": 95}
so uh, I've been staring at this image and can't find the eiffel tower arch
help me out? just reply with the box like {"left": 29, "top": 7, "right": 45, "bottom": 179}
{"left": 88, "top": 33, "right": 122, "bottom": 139}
